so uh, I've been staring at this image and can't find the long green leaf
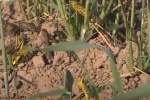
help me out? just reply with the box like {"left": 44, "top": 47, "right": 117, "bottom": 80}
{"left": 56, "top": 0, "right": 77, "bottom": 40}
{"left": 45, "top": 40, "right": 96, "bottom": 51}
{"left": 100, "top": 0, "right": 113, "bottom": 20}
{"left": 64, "top": 69, "right": 74, "bottom": 92}
{"left": 118, "top": 0, "right": 129, "bottom": 38}
{"left": 147, "top": 0, "right": 150, "bottom": 53}
{"left": 0, "top": 4, "right": 9, "bottom": 100}
{"left": 56, "top": 0, "right": 67, "bottom": 20}
{"left": 29, "top": 89, "right": 70, "bottom": 100}
{"left": 62, "top": 70, "right": 74, "bottom": 100}
{"left": 81, "top": 0, "right": 90, "bottom": 40}
{"left": 115, "top": 84, "right": 150, "bottom": 100}
{"left": 45, "top": 40, "right": 123, "bottom": 95}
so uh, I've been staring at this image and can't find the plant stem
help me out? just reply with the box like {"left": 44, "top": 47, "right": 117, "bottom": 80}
{"left": 118, "top": 0, "right": 129, "bottom": 38}
{"left": 81, "top": 0, "right": 90, "bottom": 40}
{"left": 0, "top": 4, "right": 9, "bottom": 100}
{"left": 101, "top": 0, "right": 113, "bottom": 20}
{"left": 127, "top": 0, "right": 135, "bottom": 72}
{"left": 147, "top": 0, "right": 150, "bottom": 52}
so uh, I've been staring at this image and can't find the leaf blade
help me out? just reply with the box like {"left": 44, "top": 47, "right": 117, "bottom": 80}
{"left": 115, "top": 84, "right": 150, "bottom": 100}
{"left": 29, "top": 89, "right": 70, "bottom": 100}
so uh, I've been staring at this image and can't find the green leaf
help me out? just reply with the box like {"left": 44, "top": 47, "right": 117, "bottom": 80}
{"left": 61, "top": 70, "right": 74, "bottom": 100}
{"left": 45, "top": 40, "right": 96, "bottom": 51}
{"left": 115, "top": 84, "right": 150, "bottom": 100}
{"left": 29, "top": 89, "right": 70, "bottom": 100}
{"left": 147, "top": 0, "right": 150, "bottom": 52}
{"left": 64, "top": 69, "right": 74, "bottom": 92}
{"left": 88, "top": 85, "right": 100, "bottom": 99}
{"left": 0, "top": 5, "right": 9, "bottom": 99}
{"left": 81, "top": 0, "right": 90, "bottom": 40}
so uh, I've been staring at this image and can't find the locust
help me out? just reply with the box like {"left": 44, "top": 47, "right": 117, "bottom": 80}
{"left": 12, "top": 33, "right": 33, "bottom": 65}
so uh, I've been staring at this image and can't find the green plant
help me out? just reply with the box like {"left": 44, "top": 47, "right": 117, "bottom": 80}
{"left": 19, "top": 0, "right": 55, "bottom": 23}
{"left": 135, "top": 0, "right": 150, "bottom": 70}
{"left": 29, "top": 1, "right": 150, "bottom": 99}
{"left": 148, "top": 0, "right": 150, "bottom": 53}
{"left": 55, "top": 0, "right": 80, "bottom": 40}
{"left": 55, "top": 0, "right": 100, "bottom": 41}
{"left": 115, "top": 84, "right": 150, "bottom": 100}
{"left": 1, "top": 0, "right": 150, "bottom": 100}
{"left": 118, "top": 0, "right": 134, "bottom": 72}
{"left": 0, "top": 2, "right": 9, "bottom": 100}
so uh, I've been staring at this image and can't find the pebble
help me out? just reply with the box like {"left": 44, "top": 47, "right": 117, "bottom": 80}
{"left": 32, "top": 55, "right": 45, "bottom": 67}
{"left": 32, "top": 29, "right": 49, "bottom": 48}
{"left": 134, "top": 76, "right": 140, "bottom": 82}
{"left": 17, "top": 63, "right": 25, "bottom": 68}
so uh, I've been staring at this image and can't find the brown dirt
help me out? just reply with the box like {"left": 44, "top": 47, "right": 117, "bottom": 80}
{"left": 0, "top": 1, "right": 150, "bottom": 100}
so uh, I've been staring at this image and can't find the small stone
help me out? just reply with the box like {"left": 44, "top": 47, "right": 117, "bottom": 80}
{"left": 38, "top": 29, "right": 49, "bottom": 44}
{"left": 32, "top": 56, "right": 45, "bottom": 67}
{"left": 37, "top": 52, "right": 43, "bottom": 56}
{"left": 134, "top": 76, "right": 140, "bottom": 82}
{"left": 32, "top": 29, "right": 49, "bottom": 48}
{"left": 55, "top": 36, "right": 60, "bottom": 41}
{"left": 17, "top": 63, "right": 25, "bottom": 68}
